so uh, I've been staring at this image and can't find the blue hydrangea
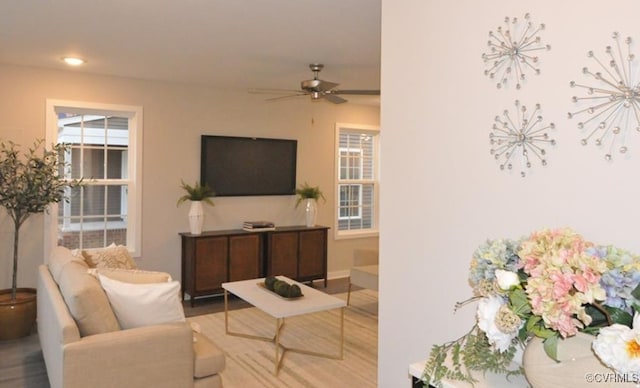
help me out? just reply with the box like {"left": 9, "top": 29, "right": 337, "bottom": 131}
{"left": 469, "top": 238, "right": 522, "bottom": 289}
{"left": 590, "top": 245, "right": 640, "bottom": 313}
{"left": 600, "top": 268, "right": 640, "bottom": 312}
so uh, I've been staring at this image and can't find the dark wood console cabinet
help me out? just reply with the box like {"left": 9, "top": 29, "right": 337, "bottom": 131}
{"left": 180, "top": 225, "right": 329, "bottom": 304}
{"left": 265, "top": 226, "right": 328, "bottom": 286}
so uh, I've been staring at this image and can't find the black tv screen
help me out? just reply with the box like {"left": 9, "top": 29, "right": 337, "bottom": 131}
{"left": 200, "top": 135, "right": 297, "bottom": 196}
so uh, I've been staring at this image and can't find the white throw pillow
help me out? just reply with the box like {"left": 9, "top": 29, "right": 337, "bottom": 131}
{"left": 98, "top": 274, "right": 185, "bottom": 329}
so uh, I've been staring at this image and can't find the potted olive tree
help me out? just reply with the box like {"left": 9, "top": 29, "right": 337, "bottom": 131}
{"left": 295, "top": 182, "right": 326, "bottom": 227}
{"left": 0, "top": 139, "right": 81, "bottom": 340}
{"left": 177, "top": 180, "right": 215, "bottom": 235}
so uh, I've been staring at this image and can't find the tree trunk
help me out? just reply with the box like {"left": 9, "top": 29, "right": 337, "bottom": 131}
{"left": 10, "top": 211, "right": 27, "bottom": 302}
{"left": 11, "top": 216, "right": 19, "bottom": 301}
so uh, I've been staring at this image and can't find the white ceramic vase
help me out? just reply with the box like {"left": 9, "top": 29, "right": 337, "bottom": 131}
{"left": 304, "top": 198, "right": 317, "bottom": 227}
{"left": 188, "top": 201, "right": 204, "bottom": 235}
{"left": 523, "top": 332, "right": 632, "bottom": 387}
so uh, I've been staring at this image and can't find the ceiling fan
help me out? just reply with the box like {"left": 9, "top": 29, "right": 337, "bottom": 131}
{"left": 248, "top": 63, "right": 380, "bottom": 104}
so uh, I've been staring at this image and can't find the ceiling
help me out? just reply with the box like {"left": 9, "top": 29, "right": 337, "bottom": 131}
{"left": 0, "top": 1, "right": 381, "bottom": 103}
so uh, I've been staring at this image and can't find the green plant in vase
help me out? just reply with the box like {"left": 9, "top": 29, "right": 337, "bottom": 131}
{"left": 177, "top": 180, "right": 215, "bottom": 235}
{"left": 0, "top": 139, "right": 82, "bottom": 340}
{"left": 295, "top": 182, "right": 325, "bottom": 227}
{"left": 177, "top": 180, "right": 215, "bottom": 206}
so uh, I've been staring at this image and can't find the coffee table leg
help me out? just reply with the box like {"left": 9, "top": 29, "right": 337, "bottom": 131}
{"left": 224, "top": 289, "right": 229, "bottom": 334}
{"left": 340, "top": 307, "right": 344, "bottom": 359}
{"left": 275, "top": 318, "right": 281, "bottom": 375}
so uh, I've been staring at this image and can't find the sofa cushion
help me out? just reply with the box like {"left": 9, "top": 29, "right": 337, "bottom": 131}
{"left": 48, "top": 246, "right": 88, "bottom": 283}
{"left": 192, "top": 332, "right": 226, "bottom": 378}
{"left": 84, "top": 244, "right": 138, "bottom": 269}
{"left": 57, "top": 261, "right": 121, "bottom": 336}
{"left": 88, "top": 268, "right": 172, "bottom": 284}
{"left": 98, "top": 274, "right": 186, "bottom": 330}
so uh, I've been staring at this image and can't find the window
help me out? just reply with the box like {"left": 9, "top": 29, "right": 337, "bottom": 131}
{"left": 335, "top": 123, "right": 379, "bottom": 238}
{"left": 45, "top": 100, "right": 143, "bottom": 257}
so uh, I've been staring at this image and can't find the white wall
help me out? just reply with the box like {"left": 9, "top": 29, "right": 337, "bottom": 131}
{"left": 0, "top": 64, "right": 379, "bottom": 290}
{"left": 380, "top": 0, "right": 640, "bottom": 386}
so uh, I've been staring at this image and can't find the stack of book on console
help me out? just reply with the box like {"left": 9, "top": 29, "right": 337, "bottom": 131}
{"left": 242, "top": 220, "right": 276, "bottom": 232}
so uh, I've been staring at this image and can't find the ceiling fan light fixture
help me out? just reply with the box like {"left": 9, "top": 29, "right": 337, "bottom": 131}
{"left": 61, "top": 56, "right": 86, "bottom": 66}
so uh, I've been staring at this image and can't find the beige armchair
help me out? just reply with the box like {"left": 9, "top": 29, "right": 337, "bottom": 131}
{"left": 347, "top": 248, "right": 379, "bottom": 305}
{"left": 38, "top": 246, "right": 225, "bottom": 388}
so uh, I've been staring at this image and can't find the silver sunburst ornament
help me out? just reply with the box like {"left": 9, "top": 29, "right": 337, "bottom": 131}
{"left": 569, "top": 32, "right": 640, "bottom": 161}
{"left": 490, "top": 100, "right": 556, "bottom": 177}
{"left": 482, "top": 13, "right": 550, "bottom": 90}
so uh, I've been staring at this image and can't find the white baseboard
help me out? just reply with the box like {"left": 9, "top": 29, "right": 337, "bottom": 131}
{"left": 327, "top": 270, "right": 350, "bottom": 280}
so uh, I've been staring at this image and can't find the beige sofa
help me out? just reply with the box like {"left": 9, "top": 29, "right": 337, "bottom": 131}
{"left": 37, "top": 246, "right": 225, "bottom": 388}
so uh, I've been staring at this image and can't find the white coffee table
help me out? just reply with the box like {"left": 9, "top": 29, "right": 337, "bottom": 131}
{"left": 222, "top": 276, "right": 347, "bottom": 375}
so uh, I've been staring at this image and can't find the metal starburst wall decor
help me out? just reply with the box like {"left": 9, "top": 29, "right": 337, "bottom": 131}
{"left": 482, "top": 13, "right": 551, "bottom": 90}
{"left": 569, "top": 32, "right": 640, "bottom": 161}
{"left": 490, "top": 100, "right": 556, "bottom": 177}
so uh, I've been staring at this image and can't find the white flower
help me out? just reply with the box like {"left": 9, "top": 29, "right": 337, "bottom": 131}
{"left": 477, "top": 296, "right": 517, "bottom": 352}
{"left": 495, "top": 269, "right": 519, "bottom": 290}
{"left": 593, "top": 313, "right": 640, "bottom": 374}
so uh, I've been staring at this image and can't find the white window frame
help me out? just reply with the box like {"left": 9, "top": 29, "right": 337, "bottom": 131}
{"left": 334, "top": 123, "right": 379, "bottom": 239}
{"left": 338, "top": 147, "right": 364, "bottom": 221}
{"left": 338, "top": 184, "right": 363, "bottom": 220}
{"left": 44, "top": 99, "right": 143, "bottom": 259}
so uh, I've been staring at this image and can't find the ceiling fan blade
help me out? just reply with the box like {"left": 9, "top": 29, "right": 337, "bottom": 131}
{"left": 265, "top": 94, "right": 307, "bottom": 102}
{"left": 317, "top": 80, "right": 339, "bottom": 91}
{"left": 331, "top": 89, "right": 380, "bottom": 95}
{"left": 323, "top": 94, "right": 348, "bottom": 104}
{"left": 248, "top": 88, "right": 303, "bottom": 95}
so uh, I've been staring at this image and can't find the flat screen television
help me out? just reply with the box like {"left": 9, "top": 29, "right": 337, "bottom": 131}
{"left": 200, "top": 135, "right": 297, "bottom": 196}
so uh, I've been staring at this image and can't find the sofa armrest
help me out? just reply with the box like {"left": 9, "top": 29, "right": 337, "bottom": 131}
{"left": 38, "top": 265, "right": 81, "bottom": 345}
{"left": 38, "top": 265, "right": 82, "bottom": 388}
{"left": 62, "top": 322, "right": 195, "bottom": 388}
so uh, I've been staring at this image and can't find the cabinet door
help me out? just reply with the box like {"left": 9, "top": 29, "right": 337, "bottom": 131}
{"left": 298, "top": 229, "right": 326, "bottom": 278}
{"left": 194, "top": 237, "right": 228, "bottom": 292}
{"left": 228, "top": 234, "right": 261, "bottom": 281}
{"left": 268, "top": 232, "right": 298, "bottom": 279}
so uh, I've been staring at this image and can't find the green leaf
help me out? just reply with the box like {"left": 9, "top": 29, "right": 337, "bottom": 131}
{"left": 542, "top": 335, "right": 559, "bottom": 362}
{"left": 585, "top": 304, "right": 608, "bottom": 327}
{"left": 631, "top": 283, "right": 640, "bottom": 300}
{"left": 509, "top": 288, "right": 531, "bottom": 316}
{"left": 526, "top": 315, "right": 541, "bottom": 332}
{"left": 605, "top": 306, "right": 633, "bottom": 327}
{"left": 294, "top": 182, "right": 325, "bottom": 208}
{"left": 524, "top": 315, "right": 558, "bottom": 339}
{"left": 177, "top": 180, "right": 215, "bottom": 206}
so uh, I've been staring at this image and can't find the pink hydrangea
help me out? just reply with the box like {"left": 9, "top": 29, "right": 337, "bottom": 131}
{"left": 518, "top": 228, "right": 607, "bottom": 338}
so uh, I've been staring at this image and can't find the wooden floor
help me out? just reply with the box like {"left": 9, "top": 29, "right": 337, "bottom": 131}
{"left": 0, "top": 278, "right": 351, "bottom": 388}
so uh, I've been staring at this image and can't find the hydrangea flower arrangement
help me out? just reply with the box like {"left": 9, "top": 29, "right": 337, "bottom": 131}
{"left": 423, "top": 227, "right": 640, "bottom": 387}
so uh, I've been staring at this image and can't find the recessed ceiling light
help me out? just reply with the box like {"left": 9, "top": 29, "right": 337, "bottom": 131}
{"left": 61, "top": 57, "right": 86, "bottom": 66}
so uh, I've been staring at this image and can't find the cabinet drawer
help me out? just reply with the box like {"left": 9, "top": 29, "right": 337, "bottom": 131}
{"left": 194, "top": 237, "right": 228, "bottom": 291}
{"left": 229, "top": 234, "right": 261, "bottom": 281}
{"left": 298, "top": 230, "right": 325, "bottom": 278}
{"left": 268, "top": 232, "right": 299, "bottom": 278}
